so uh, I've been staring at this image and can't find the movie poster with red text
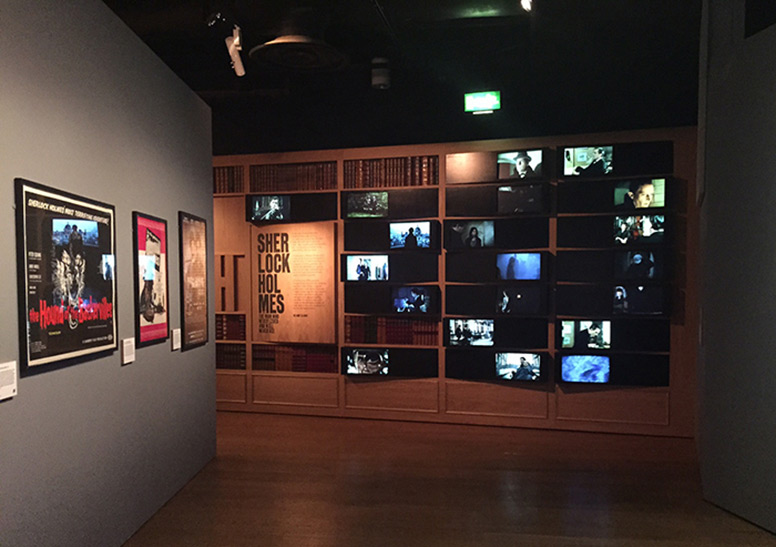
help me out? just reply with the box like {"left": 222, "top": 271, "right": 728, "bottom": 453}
{"left": 16, "top": 179, "right": 117, "bottom": 375}
{"left": 133, "top": 212, "right": 169, "bottom": 347}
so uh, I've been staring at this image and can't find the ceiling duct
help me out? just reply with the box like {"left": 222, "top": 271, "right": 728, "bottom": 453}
{"left": 248, "top": 7, "right": 348, "bottom": 71}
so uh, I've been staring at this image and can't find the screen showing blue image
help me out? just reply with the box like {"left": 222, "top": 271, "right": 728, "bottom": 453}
{"left": 561, "top": 355, "right": 610, "bottom": 383}
{"left": 389, "top": 221, "right": 431, "bottom": 249}
{"left": 345, "top": 255, "right": 389, "bottom": 281}
{"left": 496, "top": 252, "right": 541, "bottom": 280}
{"left": 51, "top": 219, "right": 100, "bottom": 247}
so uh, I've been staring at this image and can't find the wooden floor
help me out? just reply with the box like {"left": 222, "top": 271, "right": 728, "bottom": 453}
{"left": 124, "top": 412, "right": 776, "bottom": 546}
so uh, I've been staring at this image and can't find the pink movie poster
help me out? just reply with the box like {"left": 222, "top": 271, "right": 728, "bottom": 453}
{"left": 133, "top": 212, "right": 169, "bottom": 347}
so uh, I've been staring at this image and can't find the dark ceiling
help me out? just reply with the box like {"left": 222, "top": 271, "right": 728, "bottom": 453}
{"left": 102, "top": 0, "right": 701, "bottom": 156}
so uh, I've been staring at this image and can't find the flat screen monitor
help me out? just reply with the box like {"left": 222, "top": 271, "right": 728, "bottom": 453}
{"left": 346, "top": 191, "right": 389, "bottom": 218}
{"left": 392, "top": 286, "right": 432, "bottom": 313}
{"left": 496, "top": 285, "right": 544, "bottom": 315}
{"left": 613, "top": 285, "right": 665, "bottom": 315}
{"left": 495, "top": 352, "right": 541, "bottom": 381}
{"left": 497, "top": 149, "right": 543, "bottom": 179}
{"left": 496, "top": 184, "right": 546, "bottom": 214}
{"left": 563, "top": 146, "right": 614, "bottom": 177}
{"left": 447, "top": 319, "right": 494, "bottom": 346}
{"left": 613, "top": 215, "right": 666, "bottom": 245}
{"left": 344, "top": 349, "right": 389, "bottom": 375}
{"left": 247, "top": 195, "right": 290, "bottom": 222}
{"left": 389, "top": 221, "right": 431, "bottom": 249}
{"left": 345, "top": 255, "right": 389, "bottom": 281}
{"left": 561, "top": 355, "right": 610, "bottom": 383}
{"left": 560, "top": 320, "right": 611, "bottom": 350}
{"left": 496, "top": 252, "right": 541, "bottom": 280}
{"left": 614, "top": 178, "right": 666, "bottom": 210}
{"left": 445, "top": 220, "right": 494, "bottom": 249}
{"left": 614, "top": 250, "right": 663, "bottom": 280}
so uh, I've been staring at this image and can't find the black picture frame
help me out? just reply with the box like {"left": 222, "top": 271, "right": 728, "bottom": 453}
{"left": 15, "top": 178, "right": 117, "bottom": 376}
{"left": 178, "top": 211, "right": 209, "bottom": 351}
{"left": 132, "top": 211, "right": 170, "bottom": 348}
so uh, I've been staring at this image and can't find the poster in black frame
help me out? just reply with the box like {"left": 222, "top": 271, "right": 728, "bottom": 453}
{"left": 15, "top": 178, "right": 118, "bottom": 376}
{"left": 132, "top": 211, "right": 170, "bottom": 348}
{"left": 179, "top": 211, "right": 209, "bottom": 351}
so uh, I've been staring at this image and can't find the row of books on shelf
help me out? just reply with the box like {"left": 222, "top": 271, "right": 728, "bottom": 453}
{"left": 251, "top": 345, "right": 339, "bottom": 373}
{"left": 213, "top": 166, "right": 244, "bottom": 194}
{"left": 215, "top": 314, "right": 246, "bottom": 341}
{"left": 343, "top": 155, "right": 439, "bottom": 189}
{"left": 248, "top": 161, "right": 338, "bottom": 192}
{"left": 216, "top": 343, "right": 247, "bottom": 370}
{"left": 344, "top": 315, "right": 439, "bottom": 345}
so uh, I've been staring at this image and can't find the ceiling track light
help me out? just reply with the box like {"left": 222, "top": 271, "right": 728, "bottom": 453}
{"left": 521, "top": 0, "right": 533, "bottom": 13}
{"left": 225, "top": 25, "right": 245, "bottom": 77}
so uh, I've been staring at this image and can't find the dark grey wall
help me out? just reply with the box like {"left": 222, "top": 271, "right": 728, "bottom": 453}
{"left": 0, "top": 1, "right": 215, "bottom": 545}
{"left": 700, "top": 1, "right": 776, "bottom": 534}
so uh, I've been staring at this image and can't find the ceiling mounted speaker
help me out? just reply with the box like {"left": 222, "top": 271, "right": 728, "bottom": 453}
{"left": 249, "top": 34, "right": 347, "bottom": 71}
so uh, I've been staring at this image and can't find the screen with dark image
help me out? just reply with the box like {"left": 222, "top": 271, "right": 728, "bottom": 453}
{"left": 345, "top": 255, "right": 389, "bottom": 281}
{"left": 346, "top": 191, "right": 389, "bottom": 218}
{"left": 614, "top": 178, "right": 666, "bottom": 210}
{"left": 613, "top": 215, "right": 666, "bottom": 245}
{"left": 495, "top": 352, "right": 542, "bottom": 381}
{"left": 392, "top": 286, "right": 432, "bottom": 313}
{"left": 560, "top": 320, "right": 611, "bottom": 349}
{"left": 447, "top": 319, "right": 494, "bottom": 346}
{"left": 249, "top": 195, "right": 290, "bottom": 221}
{"left": 497, "top": 150, "right": 543, "bottom": 180}
{"left": 389, "top": 221, "right": 431, "bottom": 249}
{"left": 497, "top": 184, "right": 546, "bottom": 214}
{"left": 563, "top": 146, "right": 614, "bottom": 177}
{"left": 561, "top": 355, "right": 610, "bottom": 383}
{"left": 613, "top": 285, "right": 665, "bottom": 315}
{"left": 496, "top": 285, "right": 545, "bottom": 315}
{"left": 445, "top": 220, "right": 494, "bottom": 249}
{"left": 614, "top": 250, "right": 663, "bottom": 280}
{"left": 496, "top": 253, "right": 541, "bottom": 280}
{"left": 345, "top": 348, "right": 389, "bottom": 375}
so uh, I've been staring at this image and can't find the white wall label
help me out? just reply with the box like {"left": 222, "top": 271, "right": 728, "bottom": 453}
{"left": 122, "top": 338, "right": 136, "bottom": 365}
{"left": 0, "top": 361, "right": 18, "bottom": 401}
{"left": 171, "top": 328, "right": 181, "bottom": 351}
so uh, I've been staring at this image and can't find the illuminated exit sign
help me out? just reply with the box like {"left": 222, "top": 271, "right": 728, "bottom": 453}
{"left": 464, "top": 91, "right": 501, "bottom": 114}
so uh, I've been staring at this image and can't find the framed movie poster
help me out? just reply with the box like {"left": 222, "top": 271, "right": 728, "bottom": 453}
{"left": 178, "top": 211, "right": 208, "bottom": 350}
{"left": 15, "top": 178, "right": 117, "bottom": 375}
{"left": 132, "top": 212, "right": 169, "bottom": 347}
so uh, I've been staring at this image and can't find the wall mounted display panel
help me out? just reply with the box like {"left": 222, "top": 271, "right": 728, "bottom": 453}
{"left": 344, "top": 220, "right": 441, "bottom": 251}
{"left": 342, "top": 188, "right": 438, "bottom": 220}
{"left": 557, "top": 178, "right": 669, "bottom": 214}
{"left": 246, "top": 192, "right": 338, "bottom": 223}
{"left": 446, "top": 183, "right": 548, "bottom": 216}
{"left": 345, "top": 284, "right": 440, "bottom": 314}
{"left": 558, "top": 353, "right": 669, "bottom": 386}
{"left": 252, "top": 222, "right": 336, "bottom": 343}
{"left": 557, "top": 215, "right": 668, "bottom": 248}
{"left": 445, "top": 284, "right": 548, "bottom": 316}
{"left": 446, "top": 349, "right": 547, "bottom": 381}
{"left": 342, "top": 347, "right": 438, "bottom": 378}
{"left": 560, "top": 141, "right": 673, "bottom": 179}
{"left": 342, "top": 253, "right": 438, "bottom": 283}
{"left": 446, "top": 251, "right": 547, "bottom": 283}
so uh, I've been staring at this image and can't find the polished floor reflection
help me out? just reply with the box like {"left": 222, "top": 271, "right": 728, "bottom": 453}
{"left": 124, "top": 412, "right": 776, "bottom": 546}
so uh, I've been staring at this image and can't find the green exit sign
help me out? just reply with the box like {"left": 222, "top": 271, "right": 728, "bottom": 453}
{"left": 464, "top": 91, "right": 501, "bottom": 114}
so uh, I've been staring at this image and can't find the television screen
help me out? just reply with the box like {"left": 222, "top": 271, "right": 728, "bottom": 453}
{"left": 389, "top": 221, "right": 431, "bottom": 249}
{"left": 563, "top": 146, "right": 614, "bottom": 177}
{"left": 497, "top": 150, "right": 543, "bottom": 179}
{"left": 496, "top": 252, "right": 541, "bottom": 280}
{"left": 249, "top": 195, "right": 290, "bottom": 221}
{"left": 614, "top": 250, "right": 662, "bottom": 280}
{"left": 495, "top": 352, "right": 541, "bottom": 381}
{"left": 445, "top": 220, "right": 494, "bottom": 249}
{"left": 447, "top": 319, "right": 494, "bottom": 346}
{"left": 613, "top": 215, "right": 666, "bottom": 245}
{"left": 613, "top": 285, "right": 665, "bottom": 315}
{"left": 345, "top": 255, "right": 389, "bottom": 281}
{"left": 560, "top": 320, "right": 611, "bottom": 349}
{"left": 561, "top": 355, "right": 610, "bottom": 383}
{"left": 614, "top": 178, "right": 666, "bottom": 210}
{"left": 496, "top": 285, "right": 544, "bottom": 315}
{"left": 345, "top": 349, "right": 389, "bottom": 375}
{"left": 497, "top": 184, "right": 546, "bottom": 214}
{"left": 346, "top": 191, "right": 389, "bottom": 218}
{"left": 392, "top": 286, "right": 432, "bottom": 313}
